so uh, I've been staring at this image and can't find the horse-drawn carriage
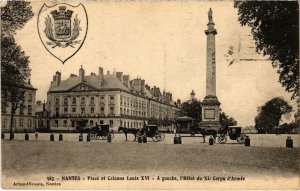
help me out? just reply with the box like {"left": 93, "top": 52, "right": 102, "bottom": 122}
{"left": 137, "top": 125, "right": 165, "bottom": 142}
{"left": 88, "top": 124, "right": 114, "bottom": 140}
{"left": 218, "top": 126, "right": 246, "bottom": 144}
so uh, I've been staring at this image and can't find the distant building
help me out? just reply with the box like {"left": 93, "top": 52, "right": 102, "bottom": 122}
{"left": 1, "top": 81, "right": 37, "bottom": 133}
{"left": 35, "top": 101, "right": 49, "bottom": 131}
{"left": 46, "top": 66, "right": 180, "bottom": 131}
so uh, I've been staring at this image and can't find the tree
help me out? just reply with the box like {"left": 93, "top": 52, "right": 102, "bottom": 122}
{"left": 220, "top": 112, "right": 237, "bottom": 128}
{"left": 1, "top": 1, "right": 34, "bottom": 38}
{"left": 1, "top": 36, "right": 31, "bottom": 137}
{"left": 1, "top": 1, "right": 33, "bottom": 138}
{"left": 234, "top": 1, "right": 299, "bottom": 99}
{"left": 180, "top": 100, "right": 202, "bottom": 122}
{"left": 255, "top": 97, "right": 293, "bottom": 133}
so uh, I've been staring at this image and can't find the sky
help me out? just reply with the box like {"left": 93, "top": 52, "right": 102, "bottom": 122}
{"left": 12, "top": 0, "right": 297, "bottom": 126}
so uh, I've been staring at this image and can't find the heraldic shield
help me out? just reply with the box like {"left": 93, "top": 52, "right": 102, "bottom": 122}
{"left": 38, "top": 3, "right": 88, "bottom": 64}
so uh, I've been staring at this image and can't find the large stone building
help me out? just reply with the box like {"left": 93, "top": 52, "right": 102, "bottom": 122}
{"left": 46, "top": 66, "right": 180, "bottom": 131}
{"left": 1, "top": 81, "right": 37, "bottom": 133}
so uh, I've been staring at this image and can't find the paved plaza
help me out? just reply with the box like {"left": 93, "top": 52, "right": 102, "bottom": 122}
{"left": 2, "top": 133, "right": 300, "bottom": 147}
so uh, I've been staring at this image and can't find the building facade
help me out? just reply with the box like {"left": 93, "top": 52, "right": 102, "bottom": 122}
{"left": 46, "top": 66, "right": 180, "bottom": 131}
{"left": 1, "top": 82, "right": 37, "bottom": 133}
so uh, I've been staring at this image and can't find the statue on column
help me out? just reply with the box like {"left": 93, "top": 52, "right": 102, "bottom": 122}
{"left": 208, "top": 8, "right": 213, "bottom": 22}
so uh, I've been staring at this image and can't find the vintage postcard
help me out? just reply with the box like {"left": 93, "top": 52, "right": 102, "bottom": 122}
{"left": 1, "top": 0, "right": 299, "bottom": 190}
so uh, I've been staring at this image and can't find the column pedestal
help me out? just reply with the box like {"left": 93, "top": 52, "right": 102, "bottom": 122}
{"left": 199, "top": 95, "right": 221, "bottom": 131}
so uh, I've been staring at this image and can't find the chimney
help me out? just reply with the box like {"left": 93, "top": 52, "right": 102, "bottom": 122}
{"left": 91, "top": 72, "right": 96, "bottom": 76}
{"left": 116, "top": 72, "right": 123, "bottom": 83}
{"left": 141, "top": 80, "right": 145, "bottom": 93}
{"left": 123, "top": 75, "right": 130, "bottom": 88}
{"left": 130, "top": 80, "right": 133, "bottom": 90}
{"left": 79, "top": 65, "right": 85, "bottom": 82}
{"left": 70, "top": 74, "right": 77, "bottom": 78}
{"left": 99, "top": 67, "right": 103, "bottom": 86}
{"left": 43, "top": 100, "right": 46, "bottom": 111}
{"left": 113, "top": 68, "right": 116, "bottom": 76}
{"left": 55, "top": 71, "right": 61, "bottom": 86}
{"left": 107, "top": 70, "right": 110, "bottom": 75}
{"left": 145, "top": 84, "right": 150, "bottom": 90}
{"left": 177, "top": 99, "right": 181, "bottom": 107}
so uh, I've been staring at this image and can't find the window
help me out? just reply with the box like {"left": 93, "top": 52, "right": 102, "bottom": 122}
{"left": 64, "top": 98, "right": 68, "bottom": 105}
{"left": 120, "top": 95, "right": 123, "bottom": 105}
{"left": 2, "top": 104, "right": 7, "bottom": 113}
{"left": 110, "top": 96, "right": 114, "bottom": 104}
{"left": 90, "top": 97, "right": 94, "bottom": 105}
{"left": 55, "top": 98, "right": 59, "bottom": 105}
{"left": 72, "top": 107, "right": 76, "bottom": 113}
{"left": 81, "top": 107, "right": 85, "bottom": 114}
{"left": 91, "top": 107, "right": 94, "bottom": 113}
{"left": 90, "top": 120, "right": 94, "bottom": 126}
{"left": 109, "top": 120, "right": 113, "bottom": 127}
{"left": 81, "top": 97, "right": 86, "bottom": 105}
{"left": 19, "top": 106, "right": 24, "bottom": 115}
{"left": 100, "top": 96, "right": 105, "bottom": 104}
{"left": 120, "top": 108, "right": 123, "bottom": 114}
{"left": 63, "top": 120, "right": 67, "bottom": 127}
{"left": 64, "top": 107, "right": 68, "bottom": 113}
{"left": 2, "top": 119, "right": 7, "bottom": 128}
{"left": 28, "top": 105, "right": 32, "bottom": 115}
{"left": 19, "top": 118, "right": 23, "bottom": 128}
{"left": 28, "top": 94, "right": 32, "bottom": 102}
{"left": 28, "top": 119, "right": 32, "bottom": 128}
{"left": 72, "top": 97, "right": 76, "bottom": 105}
{"left": 120, "top": 121, "right": 123, "bottom": 126}
{"left": 100, "top": 107, "right": 105, "bottom": 115}
{"left": 56, "top": 107, "right": 59, "bottom": 116}
{"left": 100, "top": 120, "right": 104, "bottom": 124}
{"left": 110, "top": 106, "right": 114, "bottom": 115}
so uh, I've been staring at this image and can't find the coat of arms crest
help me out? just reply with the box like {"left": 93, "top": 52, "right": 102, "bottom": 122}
{"left": 38, "top": 3, "right": 88, "bottom": 63}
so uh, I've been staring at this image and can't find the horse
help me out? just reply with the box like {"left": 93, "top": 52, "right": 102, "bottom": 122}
{"left": 198, "top": 127, "right": 218, "bottom": 143}
{"left": 118, "top": 126, "right": 140, "bottom": 141}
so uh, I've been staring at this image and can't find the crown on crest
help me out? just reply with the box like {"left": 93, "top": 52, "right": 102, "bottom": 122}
{"left": 51, "top": 6, "right": 73, "bottom": 20}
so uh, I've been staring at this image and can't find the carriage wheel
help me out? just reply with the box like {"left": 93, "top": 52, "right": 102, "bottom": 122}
{"left": 95, "top": 134, "right": 101, "bottom": 140}
{"left": 101, "top": 132, "right": 108, "bottom": 140}
{"left": 90, "top": 134, "right": 96, "bottom": 140}
{"left": 218, "top": 135, "right": 227, "bottom": 144}
{"left": 237, "top": 133, "right": 246, "bottom": 144}
{"left": 152, "top": 136, "right": 159, "bottom": 142}
{"left": 156, "top": 132, "right": 165, "bottom": 141}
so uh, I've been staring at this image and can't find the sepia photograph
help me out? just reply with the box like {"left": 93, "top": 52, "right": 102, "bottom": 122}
{"left": 1, "top": 0, "right": 299, "bottom": 190}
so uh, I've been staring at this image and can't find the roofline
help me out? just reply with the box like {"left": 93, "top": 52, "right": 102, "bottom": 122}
{"left": 47, "top": 88, "right": 180, "bottom": 108}
{"left": 2, "top": 83, "right": 38, "bottom": 91}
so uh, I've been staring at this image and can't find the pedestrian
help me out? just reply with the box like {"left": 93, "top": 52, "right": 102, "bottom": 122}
{"left": 35, "top": 132, "right": 38, "bottom": 140}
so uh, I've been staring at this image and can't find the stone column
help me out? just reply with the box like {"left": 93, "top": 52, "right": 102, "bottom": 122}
{"left": 200, "top": 8, "right": 221, "bottom": 130}
{"left": 205, "top": 8, "right": 217, "bottom": 97}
